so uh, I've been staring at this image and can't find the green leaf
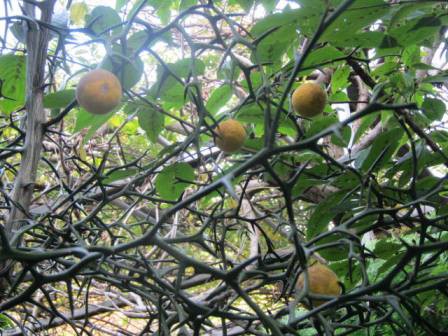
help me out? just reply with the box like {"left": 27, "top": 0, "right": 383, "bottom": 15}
{"left": 331, "top": 171, "right": 360, "bottom": 190}
{"left": 389, "top": 15, "right": 442, "bottom": 47}
{"left": 304, "top": 115, "right": 338, "bottom": 138}
{"left": 302, "top": 46, "right": 346, "bottom": 70}
{"left": 261, "top": 0, "right": 277, "bottom": 12}
{"left": 103, "top": 168, "right": 139, "bottom": 184}
{"left": 252, "top": 25, "right": 297, "bottom": 64}
{"left": 389, "top": 2, "right": 436, "bottom": 28}
{"left": 331, "top": 125, "right": 351, "bottom": 147}
{"left": 43, "top": 90, "right": 75, "bottom": 109}
{"left": 331, "top": 66, "right": 350, "bottom": 93}
{"left": 153, "top": 0, "right": 172, "bottom": 24}
{"left": 70, "top": 2, "right": 88, "bottom": 25}
{"left": 179, "top": 0, "right": 196, "bottom": 10}
{"left": 356, "top": 128, "right": 403, "bottom": 172}
{"left": 236, "top": 103, "right": 296, "bottom": 136}
{"left": 378, "top": 252, "right": 405, "bottom": 275}
{"left": 292, "top": 177, "right": 322, "bottom": 198}
{"left": 235, "top": 103, "right": 264, "bottom": 124}
{"left": 353, "top": 113, "right": 377, "bottom": 143}
{"left": 155, "top": 163, "right": 195, "bottom": 201}
{"left": 251, "top": 6, "right": 323, "bottom": 38}
{"left": 306, "top": 190, "right": 351, "bottom": 240}
{"left": 206, "top": 84, "right": 233, "bottom": 115}
{"left": 235, "top": 0, "right": 255, "bottom": 11}
{"left": 253, "top": 24, "right": 296, "bottom": 65}
{"left": 373, "top": 239, "right": 403, "bottom": 259}
{"left": 156, "top": 78, "right": 186, "bottom": 109}
{"left": 0, "top": 54, "right": 26, "bottom": 114}
{"left": 320, "top": 0, "right": 389, "bottom": 43}
{"left": 74, "top": 107, "right": 117, "bottom": 142}
{"left": 137, "top": 104, "right": 164, "bottom": 143}
{"left": 115, "top": 0, "right": 127, "bottom": 10}
{"left": 168, "top": 58, "right": 205, "bottom": 78}
{"left": 102, "top": 54, "right": 144, "bottom": 90}
{"left": 422, "top": 97, "right": 445, "bottom": 121}
{"left": 371, "top": 62, "right": 399, "bottom": 78}
{"left": 329, "top": 31, "right": 384, "bottom": 48}
{"left": 86, "top": 6, "right": 122, "bottom": 38}
{"left": 317, "top": 234, "right": 349, "bottom": 262}
{"left": 0, "top": 313, "right": 13, "bottom": 329}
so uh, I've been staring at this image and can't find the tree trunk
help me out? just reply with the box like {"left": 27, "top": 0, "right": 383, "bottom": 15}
{"left": 1, "top": 0, "right": 55, "bottom": 296}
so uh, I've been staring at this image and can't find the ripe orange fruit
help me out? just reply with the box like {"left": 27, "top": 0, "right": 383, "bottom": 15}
{"left": 76, "top": 69, "right": 122, "bottom": 115}
{"left": 215, "top": 119, "right": 246, "bottom": 153}
{"left": 291, "top": 82, "right": 327, "bottom": 118}
{"left": 296, "top": 262, "right": 341, "bottom": 307}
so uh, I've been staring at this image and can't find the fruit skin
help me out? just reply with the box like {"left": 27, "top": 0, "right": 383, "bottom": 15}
{"left": 291, "top": 82, "right": 327, "bottom": 118}
{"left": 296, "top": 262, "right": 341, "bottom": 307}
{"left": 76, "top": 69, "right": 122, "bottom": 115}
{"left": 215, "top": 119, "right": 246, "bottom": 153}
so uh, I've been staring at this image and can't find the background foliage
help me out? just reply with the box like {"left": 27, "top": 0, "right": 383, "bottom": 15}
{"left": 0, "top": 0, "right": 448, "bottom": 335}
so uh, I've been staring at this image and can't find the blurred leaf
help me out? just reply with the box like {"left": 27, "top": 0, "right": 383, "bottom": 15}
{"left": 168, "top": 58, "right": 205, "bottom": 78}
{"left": 155, "top": 163, "right": 195, "bottom": 201}
{"left": 389, "top": 15, "right": 442, "bottom": 47}
{"left": 331, "top": 125, "right": 351, "bottom": 147}
{"left": 422, "top": 97, "right": 445, "bottom": 121}
{"left": 378, "top": 252, "right": 405, "bottom": 275}
{"left": 356, "top": 128, "right": 403, "bottom": 172}
{"left": 0, "top": 54, "right": 26, "bottom": 114}
{"left": 236, "top": 103, "right": 296, "bottom": 136}
{"left": 86, "top": 6, "right": 122, "bottom": 37}
{"left": 102, "top": 53, "right": 144, "bottom": 90}
{"left": 137, "top": 103, "right": 164, "bottom": 143}
{"left": 318, "top": 237, "right": 349, "bottom": 262}
{"left": 251, "top": 5, "right": 323, "bottom": 38}
{"left": 371, "top": 62, "right": 399, "bottom": 78}
{"left": 306, "top": 190, "right": 351, "bottom": 240}
{"left": 353, "top": 113, "right": 377, "bottom": 143}
{"left": 157, "top": 78, "right": 186, "bottom": 109}
{"left": 331, "top": 171, "right": 360, "bottom": 190}
{"left": 329, "top": 31, "right": 384, "bottom": 48}
{"left": 253, "top": 24, "right": 296, "bottom": 65}
{"left": 331, "top": 66, "right": 350, "bottom": 93}
{"left": 70, "top": 2, "right": 88, "bottom": 25}
{"left": 373, "top": 240, "right": 403, "bottom": 259}
{"left": 303, "top": 46, "right": 346, "bottom": 69}
{"left": 0, "top": 313, "right": 13, "bottom": 329}
{"left": 234, "top": 0, "right": 255, "bottom": 11}
{"left": 261, "top": 0, "right": 277, "bottom": 12}
{"left": 389, "top": 2, "right": 436, "bottom": 28}
{"left": 103, "top": 168, "right": 139, "bottom": 184}
{"left": 179, "top": 0, "right": 196, "bottom": 10}
{"left": 320, "top": 0, "right": 389, "bottom": 43}
{"left": 44, "top": 90, "right": 75, "bottom": 109}
{"left": 74, "top": 107, "right": 117, "bottom": 142}
{"left": 304, "top": 115, "right": 338, "bottom": 138}
{"left": 292, "top": 177, "right": 322, "bottom": 198}
{"left": 206, "top": 84, "right": 233, "bottom": 115}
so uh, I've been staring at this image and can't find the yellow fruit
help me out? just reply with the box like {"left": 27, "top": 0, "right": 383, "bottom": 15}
{"left": 296, "top": 262, "right": 341, "bottom": 307}
{"left": 291, "top": 82, "right": 327, "bottom": 118}
{"left": 76, "top": 69, "right": 122, "bottom": 115}
{"left": 215, "top": 119, "right": 246, "bottom": 153}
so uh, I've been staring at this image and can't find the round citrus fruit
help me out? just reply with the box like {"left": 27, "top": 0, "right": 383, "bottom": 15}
{"left": 291, "top": 82, "right": 327, "bottom": 118}
{"left": 215, "top": 119, "right": 246, "bottom": 153}
{"left": 76, "top": 68, "right": 122, "bottom": 115}
{"left": 296, "top": 262, "right": 341, "bottom": 307}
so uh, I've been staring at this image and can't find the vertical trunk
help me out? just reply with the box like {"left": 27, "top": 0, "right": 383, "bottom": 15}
{"left": 1, "top": 0, "right": 55, "bottom": 301}
{"left": 5, "top": 1, "right": 55, "bottom": 239}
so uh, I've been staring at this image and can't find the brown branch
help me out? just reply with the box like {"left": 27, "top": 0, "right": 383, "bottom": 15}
{"left": 5, "top": 1, "right": 55, "bottom": 237}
